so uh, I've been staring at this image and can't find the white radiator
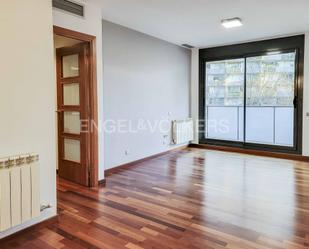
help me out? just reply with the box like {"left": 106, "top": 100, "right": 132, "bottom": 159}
{"left": 172, "top": 118, "right": 194, "bottom": 145}
{"left": 0, "top": 154, "right": 40, "bottom": 232}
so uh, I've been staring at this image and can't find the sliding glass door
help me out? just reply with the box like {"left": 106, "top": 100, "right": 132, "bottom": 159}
{"left": 200, "top": 35, "right": 304, "bottom": 154}
{"left": 245, "top": 52, "right": 296, "bottom": 146}
{"left": 205, "top": 58, "right": 244, "bottom": 142}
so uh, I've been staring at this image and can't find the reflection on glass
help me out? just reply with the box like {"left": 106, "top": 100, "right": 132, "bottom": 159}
{"left": 62, "top": 54, "right": 79, "bottom": 78}
{"left": 64, "top": 112, "right": 80, "bottom": 134}
{"left": 63, "top": 83, "right": 80, "bottom": 106}
{"left": 205, "top": 58, "right": 245, "bottom": 141}
{"left": 246, "top": 52, "right": 295, "bottom": 146}
{"left": 64, "top": 139, "right": 80, "bottom": 163}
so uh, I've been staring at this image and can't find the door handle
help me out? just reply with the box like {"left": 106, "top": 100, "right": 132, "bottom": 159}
{"left": 293, "top": 96, "right": 298, "bottom": 108}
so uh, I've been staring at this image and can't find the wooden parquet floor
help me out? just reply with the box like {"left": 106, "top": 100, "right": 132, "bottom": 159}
{"left": 1, "top": 148, "right": 309, "bottom": 249}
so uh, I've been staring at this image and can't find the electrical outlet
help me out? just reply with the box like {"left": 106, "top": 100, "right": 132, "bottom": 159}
{"left": 163, "top": 135, "right": 169, "bottom": 145}
{"left": 125, "top": 150, "right": 130, "bottom": 156}
{"left": 306, "top": 112, "right": 309, "bottom": 117}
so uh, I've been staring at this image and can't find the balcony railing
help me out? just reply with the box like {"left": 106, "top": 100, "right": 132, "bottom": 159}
{"left": 205, "top": 106, "right": 294, "bottom": 146}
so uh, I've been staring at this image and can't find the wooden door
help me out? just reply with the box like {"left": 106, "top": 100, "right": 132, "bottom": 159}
{"left": 56, "top": 43, "right": 90, "bottom": 186}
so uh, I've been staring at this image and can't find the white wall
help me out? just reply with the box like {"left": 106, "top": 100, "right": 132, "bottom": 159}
{"left": 191, "top": 48, "right": 199, "bottom": 144}
{"left": 102, "top": 20, "right": 191, "bottom": 170}
{"left": 52, "top": 0, "right": 104, "bottom": 179}
{"left": 191, "top": 34, "right": 309, "bottom": 156}
{"left": 0, "top": 0, "right": 56, "bottom": 238}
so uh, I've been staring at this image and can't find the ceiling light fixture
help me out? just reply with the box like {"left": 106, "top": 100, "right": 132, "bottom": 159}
{"left": 221, "top": 18, "right": 243, "bottom": 29}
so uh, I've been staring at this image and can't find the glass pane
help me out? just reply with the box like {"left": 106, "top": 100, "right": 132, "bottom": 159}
{"left": 246, "top": 52, "right": 295, "bottom": 146}
{"left": 63, "top": 83, "right": 80, "bottom": 106}
{"left": 64, "top": 112, "right": 80, "bottom": 134}
{"left": 62, "top": 54, "right": 79, "bottom": 78}
{"left": 64, "top": 139, "right": 80, "bottom": 163}
{"left": 205, "top": 58, "right": 245, "bottom": 141}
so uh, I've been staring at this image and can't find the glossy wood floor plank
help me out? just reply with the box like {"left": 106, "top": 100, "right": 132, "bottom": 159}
{"left": 2, "top": 148, "right": 309, "bottom": 248}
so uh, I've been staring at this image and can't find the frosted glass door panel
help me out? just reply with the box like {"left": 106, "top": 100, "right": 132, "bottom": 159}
{"left": 245, "top": 107, "right": 274, "bottom": 144}
{"left": 62, "top": 54, "right": 79, "bottom": 78}
{"left": 275, "top": 107, "right": 294, "bottom": 146}
{"left": 64, "top": 112, "right": 80, "bottom": 134}
{"left": 64, "top": 139, "right": 80, "bottom": 163}
{"left": 207, "top": 107, "right": 241, "bottom": 141}
{"left": 63, "top": 83, "right": 80, "bottom": 106}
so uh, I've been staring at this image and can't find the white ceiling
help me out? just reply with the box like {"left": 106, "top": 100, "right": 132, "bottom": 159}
{"left": 96, "top": 0, "right": 309, "bottom": 48}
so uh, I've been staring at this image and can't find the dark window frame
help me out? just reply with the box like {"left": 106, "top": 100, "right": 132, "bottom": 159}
{"left": 199, "top": 35, "right": 304, "bottom": 154}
